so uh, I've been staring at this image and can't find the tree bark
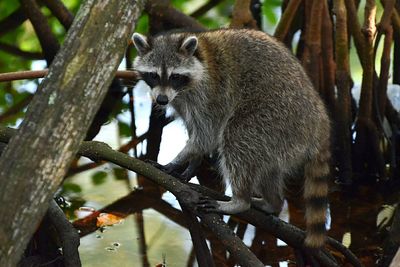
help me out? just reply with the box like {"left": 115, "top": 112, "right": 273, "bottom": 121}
{"left": 334, "top": 0, "right": 353, "bottom": 184}
{"left": 0, "top": 0, "right": 145, "bottom": 265}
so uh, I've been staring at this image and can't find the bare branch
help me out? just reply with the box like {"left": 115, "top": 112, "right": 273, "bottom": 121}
{"left": 0, "top": 69, "right": 138, "bottom": 82}
{"left": 230, "top": 0, "right": 258, "bottom": 29}
{"left": 47, "top": 200, "right": 81, "bottom": 267}
{"left": 344, "top": 0, "right": 365, "bottom": 67}
{"left": 274, "top": 0, "right": 302, "bottom": 41}
{"left": 41, "top": 0, "right": 74, "bottom": 29}
{"left": 304, "top": 0, "right": 323, "bottom": 90}
{"left": 0, "top": 42, "right": 43, "bottom": 60}
{"left": 19, "top": 0, "right": 60, "bottom": 63}
{"left": 0, "top": 7, "right": 28, "bottom": 37}
{"left": 0, "top": 94, "right": 33, "bottom": 123}
{"left": 146, "top": 0, "right": 204, "bottom": 33}
{"left": 378, "top": 0, "right": 395, "bottom": 33}
{"left": 190, "top": 0, "right": 224, "bottom": 18}
{"left": 334, "top": 0, "right": 353, "bottom": 184}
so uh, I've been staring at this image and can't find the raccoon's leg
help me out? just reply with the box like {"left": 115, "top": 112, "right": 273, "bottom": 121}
{"left": 180, "top": 156, "right": 202, "bottom": 182}
{"left": 164, "top": 142, "right": 203, "bottom": 181}
{"left": 257, "top": 174, "right": 285, "bottom": 215}
{"left": 251, "top": 197, "right": 281, "bottom": 215}
{"left": 197, "top": 153, "right": 252, "bottom": 214}
{"left": 198, "top": 191, "right": 251, "bottom": 214}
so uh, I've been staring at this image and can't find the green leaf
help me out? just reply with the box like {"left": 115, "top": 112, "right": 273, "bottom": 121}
{"left": 118, "top": 121, "right": 132, "bottom": 137}
{"left": 62, "top": 182, "right": 82, "bottom": 193}
{"left": 113, "top": 167, "right": 129, "bottom": 180}
{"left": 262, "top": 3, "right": 278, "bottom": 24}
{"left": 91, "top": 171, "right": 108, "bottom": 185}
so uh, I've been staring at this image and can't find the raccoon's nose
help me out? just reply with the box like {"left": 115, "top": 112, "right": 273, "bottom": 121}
{"left": 156, "top": 94, "right": 169, "bottom": 105}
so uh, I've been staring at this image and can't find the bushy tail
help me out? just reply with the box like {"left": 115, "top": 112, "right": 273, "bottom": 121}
{"left": 303, "top": 146, "right": 330, "bottom": 248}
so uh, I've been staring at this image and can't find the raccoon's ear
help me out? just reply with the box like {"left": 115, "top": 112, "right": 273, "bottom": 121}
{"left": 132, "top": 33, "right": 150, "bottom": 55}
{"left": 180, "top": 36, "right": 198, "bottom": 56}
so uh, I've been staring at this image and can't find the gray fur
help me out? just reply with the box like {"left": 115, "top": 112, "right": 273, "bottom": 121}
{"left": 133, "top": 29, "right": 331, "bottom": 247}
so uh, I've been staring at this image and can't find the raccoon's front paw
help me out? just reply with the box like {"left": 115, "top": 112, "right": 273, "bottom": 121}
{"left": 144, "top": 160, "right": 182, "bottom": 178}
{"left": 196, "top": 196, "right": 220, "bottom": 213}
{"left": 144, "top": 159, "right": 163, "bottom": 169}
{"left": 163, "top": 162, "right": 182, "bottom": 174}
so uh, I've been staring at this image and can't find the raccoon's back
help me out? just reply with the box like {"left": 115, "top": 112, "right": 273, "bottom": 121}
{"left": 199, "top": 29, "right": 315, "bottom": 102}
{"left": 198, "top": 29, "right": 329, "bottom": 157}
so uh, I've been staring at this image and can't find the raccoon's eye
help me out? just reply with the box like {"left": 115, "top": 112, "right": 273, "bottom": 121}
{"left": 169, "top": 74, "right": 190, "bottom": 89}
{"left": 141, "top": 72, "right": 159, "bottom": 88}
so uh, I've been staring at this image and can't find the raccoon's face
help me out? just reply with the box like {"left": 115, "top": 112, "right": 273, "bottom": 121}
{"left": 132, "top": 32, "right": 204, "bottom": 106}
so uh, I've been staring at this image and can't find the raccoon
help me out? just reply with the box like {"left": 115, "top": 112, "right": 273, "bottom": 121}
{"left": 132, "top": 29, "right": 330, "bottom": 248}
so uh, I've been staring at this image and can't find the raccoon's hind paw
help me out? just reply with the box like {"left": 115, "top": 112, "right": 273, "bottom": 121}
{"left": 196, "top": 196, "right": 220, "bottom": 213}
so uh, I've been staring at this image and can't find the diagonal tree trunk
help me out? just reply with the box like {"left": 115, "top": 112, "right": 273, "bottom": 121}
{"left": 0, "top": 0, "right": 145, "bottom": 265}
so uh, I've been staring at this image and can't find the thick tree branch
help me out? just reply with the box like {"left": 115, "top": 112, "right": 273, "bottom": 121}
{"left": 230, "top": 0, "right": 258, "bottom": 29}
{"left": 274, "top": 0, "right": 302, "bottom": 41}
{"left": 47, "top": 200, "right": 81, "bottom": 267}
{"left": 0, "top": 0, "right": 144, "bottom": 264}
{"left": 180, "top": 205, "right": 215, "bottom": 267}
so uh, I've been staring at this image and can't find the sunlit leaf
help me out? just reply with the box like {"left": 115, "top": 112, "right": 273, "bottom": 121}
{"left": 262, "top": 2, "right": 278, "bottom": 24}
{"left": 342, "top": 232, "right": 351, "bottom": 248}
{"left": 135, "top": 14, "right": 149, "bottom": 34}
{"left": 96, "top": 213, "right": 124, "bottom": 227}
{"left": 377, "top": 204, "right": 396, "bottom": 230}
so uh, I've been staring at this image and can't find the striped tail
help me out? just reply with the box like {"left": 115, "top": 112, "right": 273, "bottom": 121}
{"left": 303, "top": 146, "right": 330, "bottom": 248}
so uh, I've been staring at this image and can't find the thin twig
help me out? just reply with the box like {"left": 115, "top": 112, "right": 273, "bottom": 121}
{"left": 0, "top": 69, "right": 138, "bottom": 82}
{"left": 0, "top": 94, "right": 33, "bottom": 123}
